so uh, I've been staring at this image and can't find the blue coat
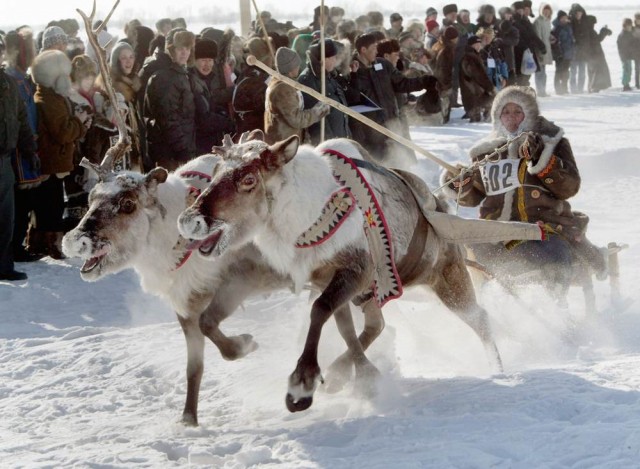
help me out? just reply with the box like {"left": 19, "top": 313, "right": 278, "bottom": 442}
{"left": 551, "top": 19, "right": 575, "bottom": 61}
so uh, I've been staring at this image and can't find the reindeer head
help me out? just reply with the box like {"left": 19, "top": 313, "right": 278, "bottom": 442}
{"left": 62, "top": 166, "right": 168, "bottom": 280}
{"left": 178, "top": 133, "right": 300, "bottom": 259}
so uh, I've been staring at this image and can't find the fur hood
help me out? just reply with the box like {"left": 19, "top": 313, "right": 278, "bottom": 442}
{"left": 31, "top": 50, "right": 73, "bottom": 96}
{"left": 469, "top": 86, "right": 564, "bottom": 175}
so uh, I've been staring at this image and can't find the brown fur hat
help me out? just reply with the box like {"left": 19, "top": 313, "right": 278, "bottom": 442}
{"left": 245, "top": 37, "right": 271, "bottom": 62}
{"left": 31, "top": 49, "right": 73, "bottom": 96}
{"left": 165, "top": 28, "right": 195, "bottom": 51}
{"left": 70, "top": 54, "right": 98, "bottom": 83}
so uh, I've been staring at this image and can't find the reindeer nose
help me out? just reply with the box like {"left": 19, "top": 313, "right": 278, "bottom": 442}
{"left": 178, "top": 210, "right": 208, "bottom": 239}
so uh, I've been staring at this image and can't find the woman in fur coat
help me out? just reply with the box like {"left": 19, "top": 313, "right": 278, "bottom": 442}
{"left": 31, "top": 50, "right": 87, "bottom": 259}
{"left": 440, "top": 86, "right": 606, "bottom": 306}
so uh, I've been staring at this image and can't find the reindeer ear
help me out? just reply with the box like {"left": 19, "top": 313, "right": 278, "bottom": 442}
{"left": 246, "top": 129, "right": 265, "bottom": 142}
{"left": 263, "top": 135, "right": 299, "bottom": 170}
{"left": 144, "top": 167, "right": 168, "bottom": 194}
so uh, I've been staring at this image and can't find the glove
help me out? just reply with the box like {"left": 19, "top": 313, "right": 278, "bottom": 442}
{"left": 27, "top": 153, "right": 41, "bottom": 172}
{"left": 518, "top": 133, "right": 545, "bottom": 164}
{"left": 444, "top": 164, "right": 472, "bottom": 192}
{"left": 421, "top": 74, "right": 439, "bottom": 91}
{"left": 540, "top": 45, "right": 547, "bottom": 55}
{"left": 311, "top": 102, "right": 331, "bottom": 119}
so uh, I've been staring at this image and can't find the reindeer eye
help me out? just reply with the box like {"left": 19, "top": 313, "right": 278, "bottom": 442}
{"left": 119, "top": 199, "right": 136, "bottom": 214}
{"left": 239, "top": 174, "right": 257, "bottom": 191}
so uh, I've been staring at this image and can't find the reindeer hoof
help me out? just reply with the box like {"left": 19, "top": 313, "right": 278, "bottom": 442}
{"left": 181, "top": 413, "right": 198, "bottom": 427}
{"left": 285, "top": 393, "right": 313, "bottom": 412}
{"left": 221, "top": 334, "right": 259, "bottom": 361}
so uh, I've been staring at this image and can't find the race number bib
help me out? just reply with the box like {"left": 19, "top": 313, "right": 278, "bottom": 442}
{"left": 480, "top": 159, "right": 521, "bottom": 195}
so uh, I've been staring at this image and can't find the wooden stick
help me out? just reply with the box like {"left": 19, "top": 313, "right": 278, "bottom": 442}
{"left": 319, "top": 0, "right": 326, "bottom": 142}
{"left": 246, "top": 55, "right": 458, "bottom": 173}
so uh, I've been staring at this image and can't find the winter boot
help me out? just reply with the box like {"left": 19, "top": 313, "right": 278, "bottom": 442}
{"left": 25, "top": 227, "right": 49, "bottom": 257}
{"left": 44, "top": 231, "right": 66, "bottom": 260}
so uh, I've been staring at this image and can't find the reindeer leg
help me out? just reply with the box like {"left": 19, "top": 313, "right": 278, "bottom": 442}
{"left": 199, "top": 295, "right": 258, "bottom": 362}
{"left": 176, "top": 314, "right": 205, "bottom": 426}
{"left": 431, "top": 257, "right": 504, "bottom": 373}
{"left": 286, "top": 261, "right": 368, "bottom": 413}
{"left": 198, "top": 270, "right": 276, "bottom": 360}
{"left": 330, "top": 304, "right": 381, "bottom": 397}
{"left": 325, "top": 299, "right": 385, "bottom": 394}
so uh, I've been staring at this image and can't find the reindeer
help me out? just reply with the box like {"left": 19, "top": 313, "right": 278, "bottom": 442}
{"left": 65, "top": 2, "right": 387, "bottom": 425}
{"left": 177, "top": 135, "right": 505, "bottom": 413}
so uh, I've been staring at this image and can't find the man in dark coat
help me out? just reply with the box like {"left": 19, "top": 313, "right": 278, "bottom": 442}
{"left": 512, "top": 1, "right": 546, "bottom": 86}
{"left": 298, "top": 39, "right": 352, "bottom": 145}
{"left": 497, "top": 10, "right": 521, "bottom": 85}
{"left": 0, "top": 38, "right": 40, "bottom": 280}
{"left": 585, "top": 15, "right": 612, "bottom": 93}
{"left": 569, "top": 4, "right": 589, "bottom": 93}
{"left": 143, "top": 28, "right": 197, "bottom": 171}
{"left": 189, "top": 38, "right": 235, "bottom": 154}
{"left": 459, "top": 36, "right": 496, "bottom": 122}
{"left": 350, "top": 33, "right": 438, "bottom": 167}
{"left": 551, "top": 11, "right": 575, "bottom": 95}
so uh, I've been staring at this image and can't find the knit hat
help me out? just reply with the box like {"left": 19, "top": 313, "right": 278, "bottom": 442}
{"left": 390, "top": 13, "right": 403, "bottom": 23}
{"left": 426, "top": 20, "right": 440, "bottom": 33}
{"left": 70, "top": 54, "right": 98, "bottom": 83}
{"left": 426, "top": 7, "right": 438, "bottom": 17}
{"left": 245, "top": 37, "right": 271, "bottom": 62}
{"left": 467, "top": 35, "right": 482, "bottom": 47}
{"left": 557, "top": 10, "right": 568, "bottom": 20}
{"left": 42, "top": 25, "right": 68, "bottom": 50}
{"left": 166, "top": 27, "right": 195, "bottom": 50}
{"left": 194, "top": 38, "right": 218, "bottom": 59}
{"left": 442, "top": 26, "right": 459, "bottom": 40}
{"left": 443, "top": 4, "right": 458, "bottom": 16}
{"left": 309, "top": 38, "right": 338, "bottom": 60}
{"left": 275, "top": 46, "right": 301, "bottom": 74}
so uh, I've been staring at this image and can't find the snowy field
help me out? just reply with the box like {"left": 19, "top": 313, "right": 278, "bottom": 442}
{"left": 2, "top": 8, "right": 640, "bottom": 469}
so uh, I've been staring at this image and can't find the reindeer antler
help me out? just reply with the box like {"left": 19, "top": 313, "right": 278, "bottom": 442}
{"left": 77, "top": 0, "right": 131, "bottom": 178}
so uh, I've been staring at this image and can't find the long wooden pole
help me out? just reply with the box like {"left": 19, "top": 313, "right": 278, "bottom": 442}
{"left": 319, "top": 0, "right": 326, "bottom": 142}
{"left": 246, "top": 55, "right": 458, "bottom": 173}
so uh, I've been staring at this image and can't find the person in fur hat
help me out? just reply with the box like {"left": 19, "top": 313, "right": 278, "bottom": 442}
{"left": 440, "top": 86, "right": 607, "bottom": 306}
{"left": 31, "top": 50, "right": 87, "bottom": 259}
{"left": 432, "top": 26, "right": 458, "bottom": 123}
{"left": 0, "top": 34, "right": 40, "bottom": 280}
{"left": 459, "top": 35, "right": 496, "bottom": 123}
{"left": 533, "top": 3, "right": 554, "bottom": 97}
{"left": 232, "top": 37, "right": 273, "bottom": 134}
{"left": 189, "top": 38, "right": 236, "bottom": 153}
{"left": 264, "top": 46, "right": 329, "bottom": 144}
{"left": 142, "top": 28, "right": 196, "bottom": 171}
{"left": 3, "top": 28, "right": 43, "bottom": 263}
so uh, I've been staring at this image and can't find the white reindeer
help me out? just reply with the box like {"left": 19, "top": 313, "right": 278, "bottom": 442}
{"left": 178, "top": 135, "right": 505, "bottom": 413}
{"left": 62, "top": 137, "right": 386, "bottom": 424}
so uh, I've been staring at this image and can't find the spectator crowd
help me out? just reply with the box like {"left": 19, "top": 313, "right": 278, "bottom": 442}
{"left": 1, "top": 2, "right": 639, "bottom": 281}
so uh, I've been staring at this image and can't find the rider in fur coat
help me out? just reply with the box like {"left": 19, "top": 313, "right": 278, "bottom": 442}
{"left": 440, "top": 86, "right": 606, "bottom": 304}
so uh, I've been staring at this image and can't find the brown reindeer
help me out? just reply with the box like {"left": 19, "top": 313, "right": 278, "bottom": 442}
{"left": 178, "top": 136, "right": 504, "bottom": 413}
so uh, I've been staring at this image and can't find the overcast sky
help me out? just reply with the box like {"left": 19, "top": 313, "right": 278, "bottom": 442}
{"left": 2, "top": 0, "right": 630, "bottom": 33}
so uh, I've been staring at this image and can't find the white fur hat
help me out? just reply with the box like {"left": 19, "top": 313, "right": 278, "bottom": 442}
{"left": 490, "top": 86, "right": 539, "bottom": 136}
{"left": 32, "top": 50, "right": 73, "bottom": 96}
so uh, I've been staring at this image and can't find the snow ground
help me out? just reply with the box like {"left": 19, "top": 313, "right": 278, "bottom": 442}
{"left": 2, "top": 9, "right": 640, "bottom": 468}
